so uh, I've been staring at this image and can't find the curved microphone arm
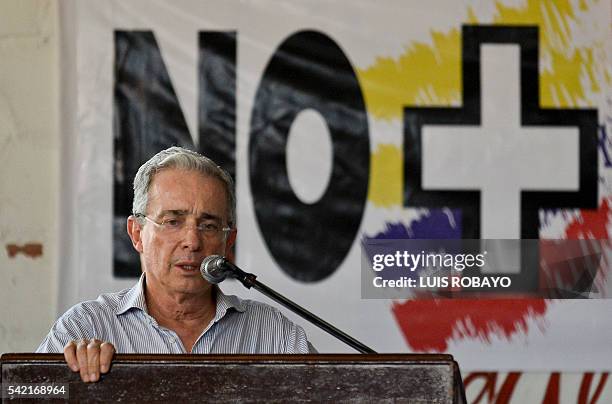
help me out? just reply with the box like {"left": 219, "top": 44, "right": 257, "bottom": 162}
{"left": 201, "top": 255, "right": 377, "bottom": 354}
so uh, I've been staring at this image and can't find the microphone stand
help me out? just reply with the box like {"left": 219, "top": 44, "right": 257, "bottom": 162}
{"left": 221, "top": 259, "right": 377, "bottom": 354}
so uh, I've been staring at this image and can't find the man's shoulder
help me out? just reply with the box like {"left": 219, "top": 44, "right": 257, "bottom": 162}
{"left": 220, "top": 291, "right": 276, "bottom": 314}
{"left": 61, "top": 286, "right": 134, "bottom": 320}
{"left": 240, "top": 297, "right": 282, "bottom": 314}
{"left": 225, "top": 294, "right": 297, "bottom": 325}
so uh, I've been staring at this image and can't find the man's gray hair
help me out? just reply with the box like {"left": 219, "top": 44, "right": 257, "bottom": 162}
{"left": 132, "top": 146, "right": 236, "bottom": 227}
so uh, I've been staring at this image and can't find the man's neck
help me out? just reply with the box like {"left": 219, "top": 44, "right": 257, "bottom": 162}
{"left": 143, "top": 278, "right": 217, "bottom": 327}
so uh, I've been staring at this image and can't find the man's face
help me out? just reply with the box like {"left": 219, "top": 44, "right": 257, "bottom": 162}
{"left": 127, "top": 168, "right": 236, "bottom": 296}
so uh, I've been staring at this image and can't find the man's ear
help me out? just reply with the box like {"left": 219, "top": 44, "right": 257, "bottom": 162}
{"left": 127, "top": 215, "right": 144, "bottom": 253}
{"left": 224, "top": 228, "right": 237, "bottom": 262}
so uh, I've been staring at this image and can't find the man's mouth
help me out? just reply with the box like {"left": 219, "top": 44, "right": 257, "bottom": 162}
{"left": 175, "top": 261, "right": 201, "bottom": 272}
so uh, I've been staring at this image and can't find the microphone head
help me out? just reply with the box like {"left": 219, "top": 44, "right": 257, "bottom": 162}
{"left": 200, "top": 255, "right": 229, "bottom": 284}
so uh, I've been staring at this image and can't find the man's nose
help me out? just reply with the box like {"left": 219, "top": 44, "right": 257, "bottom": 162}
{"left": 181, "top": 224, "right": 202, "bottom": 251}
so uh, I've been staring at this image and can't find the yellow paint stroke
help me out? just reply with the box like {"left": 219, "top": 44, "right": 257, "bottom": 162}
{"left": 358, "top": 29, "right": 462, "bottom": 121}
{"left": 359, "top": 0, "right": 610, "bottom": 207}
{"left": 489, "top": 0, "right": 604, "bottom": 107}
{"left": 369, "top": 144, "right": 403, "bottom": 207}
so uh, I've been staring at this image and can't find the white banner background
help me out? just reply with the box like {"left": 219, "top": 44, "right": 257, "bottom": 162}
{"left": 58, "top": 0, "right": 612, "bottom": 380}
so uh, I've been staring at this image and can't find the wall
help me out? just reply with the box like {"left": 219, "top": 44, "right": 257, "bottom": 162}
{"left": 0, "top": 0, "right": 59, "bottom": 353}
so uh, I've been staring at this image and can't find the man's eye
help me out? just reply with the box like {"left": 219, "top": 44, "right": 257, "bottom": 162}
{"left": 163, "top": 219, "right": 181, "bottom": 227}
{"left": 201, "top": 223, "right": 219, "bottom": 232}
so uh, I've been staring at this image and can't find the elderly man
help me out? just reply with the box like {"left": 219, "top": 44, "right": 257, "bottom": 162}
{"left": 37, "top": 147, "right": 314, "bottom": 382}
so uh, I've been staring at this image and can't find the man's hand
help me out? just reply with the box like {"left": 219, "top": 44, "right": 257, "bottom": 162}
{"left": 63, "top": 339, "right": 116, "bottom": 382}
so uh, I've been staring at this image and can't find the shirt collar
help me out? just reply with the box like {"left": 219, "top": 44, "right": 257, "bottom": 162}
{"left": 115, "top": 273, "right": 148, "bottom": 315}
{"left": 214, "top": 285, "right": 247, "bottom": 320}
{"left": 115, "top": 273, "right": 246, "bottom": 317}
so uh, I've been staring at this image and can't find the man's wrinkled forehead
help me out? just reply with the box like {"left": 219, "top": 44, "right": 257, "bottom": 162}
{"left": 147, "top": 169, "right": 230, "bottom": 218}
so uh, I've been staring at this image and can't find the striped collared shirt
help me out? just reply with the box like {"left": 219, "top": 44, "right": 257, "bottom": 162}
{"left": 36, "top": 274, "right": 315, "bottom": 354}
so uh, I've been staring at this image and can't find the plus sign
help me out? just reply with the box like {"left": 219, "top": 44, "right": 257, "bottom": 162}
{"left": 422, "top": 45, "right": 578, "bottom": 239}
{"left": 404, "top": 25, "right": 597, "bottom": 244}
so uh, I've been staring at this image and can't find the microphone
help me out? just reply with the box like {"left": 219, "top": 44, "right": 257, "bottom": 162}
{"left": 201, "top": 255, "right": 258, "bottom": 288}
{"left": 200, "top": 255, "right": 230, "bottom": 284}
{"left": 198, "top": 254, "right": 376, "bottom": 354}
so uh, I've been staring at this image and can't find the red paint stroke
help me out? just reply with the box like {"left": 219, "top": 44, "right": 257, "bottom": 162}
{"left": 392, "top": 200, "right": 612, "bottom": 352}
{"left": 392, "top": 299, "right": 547, "bottom": 352}
{"left": 540, "top": 199, "right": 612, "bottom": 291}
{"left": 562, "top": 198, "right": 612, "bottom": 287}
{"left": 5, "top": 243, "right": 43, "bottom": 259}
{"left": 564, "top": 199, "right": 611, "bottom": 239}
{"left": 539, "top": 239, "right": 610, "bottom": 294}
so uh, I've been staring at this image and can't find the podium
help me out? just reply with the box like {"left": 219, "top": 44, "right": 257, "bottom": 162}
{"left": 2, "top": 353, "right": 466, "bottom": 403}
